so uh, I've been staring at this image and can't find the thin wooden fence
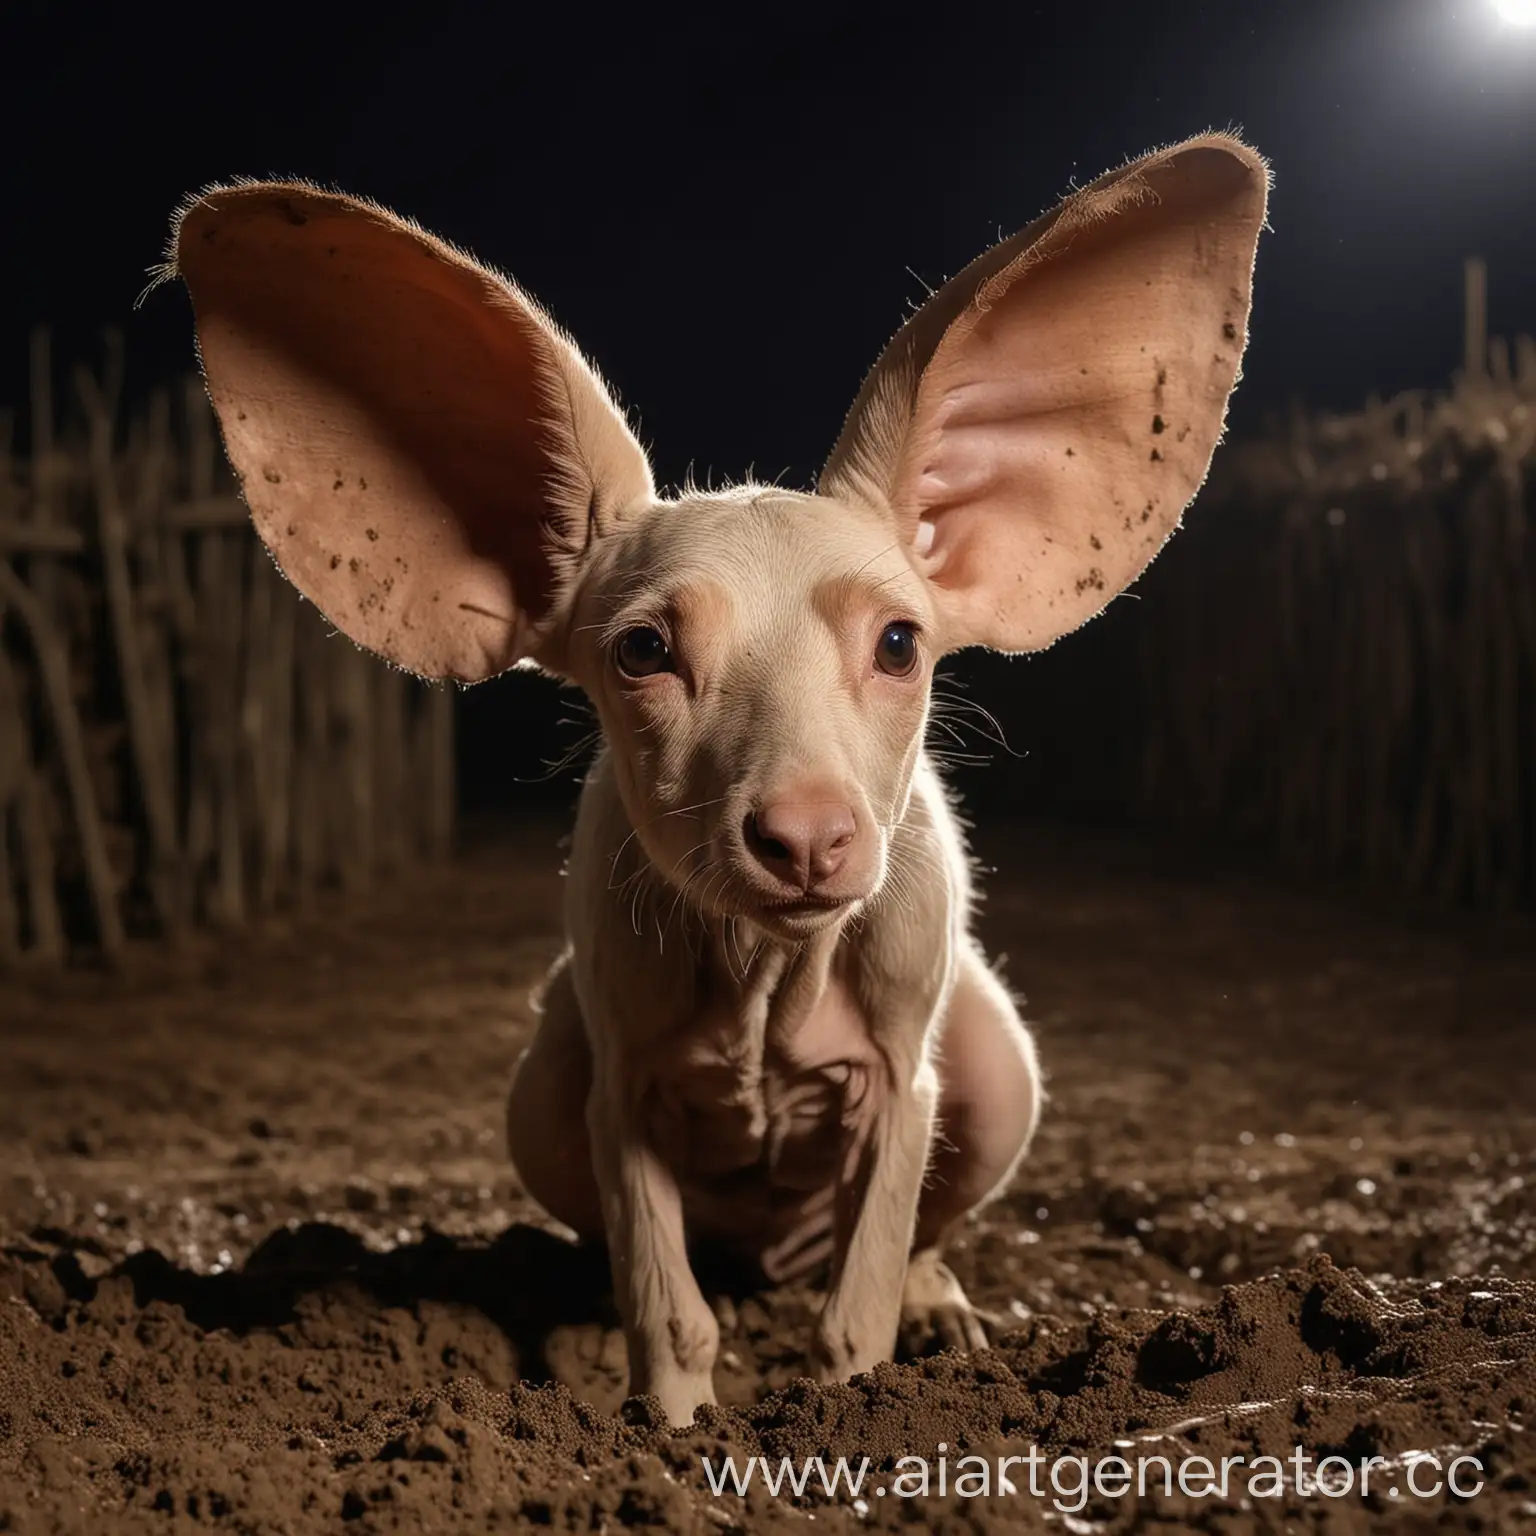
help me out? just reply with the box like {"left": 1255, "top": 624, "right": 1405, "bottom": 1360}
{"left": 984, "top": 268, "right": 1536, "bottom": 909}
{"left": 0, "top": 328, "right": 455, "bottom": 965}
{"left": 1133, "top": 363, "right": 1535, "bottom": 906}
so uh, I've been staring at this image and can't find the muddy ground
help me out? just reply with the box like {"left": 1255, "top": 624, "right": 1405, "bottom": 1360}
{"left": 2, "top": 817, "right": 1534, "bottom": 1533}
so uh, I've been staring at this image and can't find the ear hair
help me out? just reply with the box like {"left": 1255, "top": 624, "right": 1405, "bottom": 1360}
{"left": 167, "top": 178, "right": 654, "bottom": 682}
{"left": 820, "top": 132, "right": 1271, "bottom": 655}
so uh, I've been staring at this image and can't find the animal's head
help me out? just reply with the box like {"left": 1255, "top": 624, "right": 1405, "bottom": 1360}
{"left": 169, "top": 135, "right": 1267, "bottom": 937}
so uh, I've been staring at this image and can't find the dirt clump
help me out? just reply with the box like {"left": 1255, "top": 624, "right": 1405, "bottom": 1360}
{"left": 2, "top": 820, "right": 1533, "bottom": 1531}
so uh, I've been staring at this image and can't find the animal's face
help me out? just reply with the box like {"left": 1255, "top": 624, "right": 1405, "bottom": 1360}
{"left": 168, "top": 138, "right": 1267, "bottom": 927}
{"left": 569, "top": 489, "right": 935, "bottom": 934}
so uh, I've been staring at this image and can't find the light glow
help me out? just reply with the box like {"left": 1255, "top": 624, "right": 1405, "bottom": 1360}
{"left": 1492, "top": 0, "right": 1536, "bottom": 24}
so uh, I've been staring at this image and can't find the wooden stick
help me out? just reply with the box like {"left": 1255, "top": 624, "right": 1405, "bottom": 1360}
{"left": 0, "top": 637, "right": 21, "bottom": 963}
{"left": 207, "top": 529, "right": 247, "bottom": 925}
{"left": 240, "top": 540, "right": 274, "bottom": 907}
{"left": 290, "top": 605, "right": 327, "bottom": 900}
{"left": 0, "top": 521, "right": 87, "bottom": 554}
{"left": 0, "top": 800, "right": 17, "bottom": 963}
{"left": 426, "top": 681, "right": 455, "bottom": 860}
{"left": 335, "top": 644, "right": 375, "bottom": 891}
{"left": 256, "top": 557, "right": 298, "bottom": 908}
{"left": 1464, "top": 257, "right": 1488, "bottom": 381}
{"left": 14, "top": 759, "right": 65, "bottom": 962}
{"left": 0, "top": 563, "right": 124, "bottom": 958}
{"left": 75, "top": 342, "right": 184, "bottom": 935}
{"left": 1516, "top": 335, "right": 1536, "bottom": 393}
{"left": 133, "top": 392, "right": 182, "bottom": 853}
{"left": 157, "top": 495, "right": 248, "bottom": 532}
{"left": 372, "top": 664, "right": 406, "bottom": 875}
{"left": 28, "top": 327, "right": 60, "bottom": 612}
{"left": 0, "top": 636, "right": 64, "bottom": 962}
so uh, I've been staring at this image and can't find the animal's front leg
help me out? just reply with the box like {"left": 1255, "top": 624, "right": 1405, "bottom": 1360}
{"left": 811, "top": 1054, "right": 938, "bottom": 1382}
{"left": 586, "top": 1079, "right": 718, "bottom": 1427}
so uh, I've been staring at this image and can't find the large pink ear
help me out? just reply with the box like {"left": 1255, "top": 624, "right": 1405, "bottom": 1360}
{"left": 170, "top": 182, "right": 654, "bottom": 680}
{"left": 819, "top": 134, "right": 1269, "bottom": 654}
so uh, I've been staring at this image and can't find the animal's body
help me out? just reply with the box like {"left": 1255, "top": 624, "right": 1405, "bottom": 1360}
{"left": 167, "top": 132, "right": 1267, "bottom": 1427}
{"left": 511, "top": 740, "right": 1032, "bottom": 1287}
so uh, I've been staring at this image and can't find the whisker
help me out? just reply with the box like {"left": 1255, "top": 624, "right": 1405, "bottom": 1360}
{"left": 928, "top": 686, "right": 1026, "bottom": 759}
{"left": 607, "top": 794, "right": 731, "bottom": 885}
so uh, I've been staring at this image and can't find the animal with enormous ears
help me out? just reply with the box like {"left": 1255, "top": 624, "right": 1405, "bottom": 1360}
{"left": 166, "top": 134, "right": 1267, "bottom": 1426}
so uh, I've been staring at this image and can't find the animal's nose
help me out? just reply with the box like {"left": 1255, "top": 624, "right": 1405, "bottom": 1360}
{"left": 744, "top": 796, "right": 857, "bottom": 893}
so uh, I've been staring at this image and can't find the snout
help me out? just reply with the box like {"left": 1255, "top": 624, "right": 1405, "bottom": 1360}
{"left": 734, "top": 782, "right": 880, "bottom": 925}
{"left": 745, "top": 799, "right": 855, "bottom": 891}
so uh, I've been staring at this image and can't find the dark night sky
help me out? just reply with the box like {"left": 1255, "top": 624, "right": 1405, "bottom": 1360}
{"left": 3, "top": 0, "right": 1534, "bottom": 807}
{"left": 4, "top": 0, "right": 1535, "bottom": 479}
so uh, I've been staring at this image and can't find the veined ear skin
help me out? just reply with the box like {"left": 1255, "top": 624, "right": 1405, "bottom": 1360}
{"left": 171, "top": 180, "right": 654, "bottom": 683}
{"left": 819, "top": 134, "right": 1269, "bottom": 656}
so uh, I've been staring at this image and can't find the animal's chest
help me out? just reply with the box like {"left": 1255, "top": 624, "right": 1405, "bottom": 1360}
{"left": 645, "top": 973, "right": 881, "bottom": 1196}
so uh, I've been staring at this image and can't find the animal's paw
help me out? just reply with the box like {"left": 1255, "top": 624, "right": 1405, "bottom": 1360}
{"left": 899, "top": 1249, "right": 998, "bottom": 1358}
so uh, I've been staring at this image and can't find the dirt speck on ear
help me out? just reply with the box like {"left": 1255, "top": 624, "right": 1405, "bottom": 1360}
{"left": 329, "top": 555, "right": 341, "bottom": 570}
{"left": 1150, "top": 448, "right": 1163, "bottom": 462}
{"left": 262, "top": 468, "right": 282, "bottom": 484}
{"left": 1223, "top": 321, "right": 1239, "bottom": 340}
{"left": 1089, "top": 534, "right": 1102, "bottom": 551}
{"left": 348, "top": 557, "right": 361, "bottom": 573}
{"left": 1151, "top": 416, "right": 1166, "bottom": 435}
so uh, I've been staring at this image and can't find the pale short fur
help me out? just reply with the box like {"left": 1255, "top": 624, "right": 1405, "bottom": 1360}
{"left": 167, "top": 132, "right": 1268, "bottom": 1426}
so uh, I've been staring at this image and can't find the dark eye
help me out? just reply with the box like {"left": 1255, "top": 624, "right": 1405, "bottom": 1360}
{"left": 875, "top": 621, "right": 919, "bottom": 677}
{"left": 615, "top": 625, "right": 673, "bottom": 677}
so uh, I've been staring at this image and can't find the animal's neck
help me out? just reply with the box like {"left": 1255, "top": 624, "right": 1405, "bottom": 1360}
{"left": 597, "top": 782, "right": 857, "bottom": 1027}
{"left": 695, "top": 915, "right": 844, "bottom": 1046}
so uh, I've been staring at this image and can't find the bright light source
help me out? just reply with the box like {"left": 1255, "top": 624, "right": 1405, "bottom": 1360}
{"left": 1492, "top": 0, "right": 1536, "bottom": 23}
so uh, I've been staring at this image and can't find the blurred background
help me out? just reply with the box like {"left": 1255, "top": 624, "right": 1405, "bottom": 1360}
{"left": 2, "top": 0, "right": 1535, "bottom": 961}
